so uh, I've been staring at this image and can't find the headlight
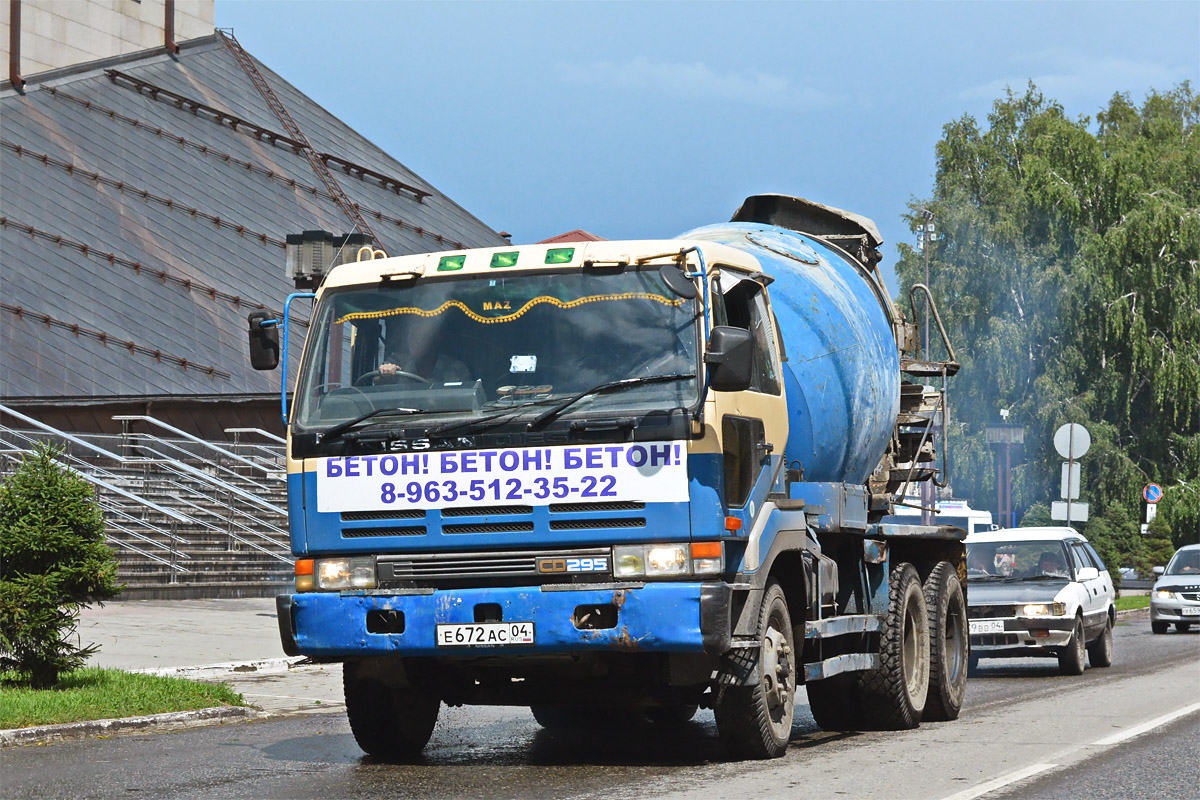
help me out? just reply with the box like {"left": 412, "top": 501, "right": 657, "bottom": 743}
{"left": 1022, "top": 602, "right": 1066, "bottom": 616}
{"left": 1155, "top": 590, "right": 1174, "bottom": 600}
{"left": 612, "top": 543, "right": 723, "bottom": 578}
{"left": 315, "top": 556, "right": 376, "bottom": 590}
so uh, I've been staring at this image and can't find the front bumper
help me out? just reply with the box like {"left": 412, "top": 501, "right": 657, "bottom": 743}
{"left": 277, "top": 581, "right": 732, "bottom": 658}
{"left": 968, "top": 616, "right": 1076, "bottom": 656}
{"left": 1150, "top": 597, "right": 1200, "bottom": 623}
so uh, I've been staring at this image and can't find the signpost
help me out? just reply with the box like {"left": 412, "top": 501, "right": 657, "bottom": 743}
{"left": 1051, "top": 423, "right": 1090, "bottom": 525}
{"left": 1141, "top": 483, "right": 1162, "bottom": 534}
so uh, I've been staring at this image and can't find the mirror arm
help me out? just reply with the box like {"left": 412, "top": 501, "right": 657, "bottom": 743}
{"left": 280, "top": 292, "right": 316, "bottom": 425}
{"left": 677, "top": 246, "right": 711, "bottom": 423}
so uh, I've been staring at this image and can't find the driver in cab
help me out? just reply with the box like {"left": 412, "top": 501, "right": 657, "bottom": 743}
{"left": 376, "top": 312, "right": 469, "bottom": 385}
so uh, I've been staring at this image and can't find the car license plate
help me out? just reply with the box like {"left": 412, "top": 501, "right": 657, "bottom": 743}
{"left": 436, "top": 622, "right": 534, "bottom": 647}
{"left": 1181, "top": 607, "right": 1200, "bottom": 616}
{"left": 969, "top": 619, "right": 1005, "bottom": 634}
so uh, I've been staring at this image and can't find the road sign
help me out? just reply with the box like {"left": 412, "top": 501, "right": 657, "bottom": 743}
{"left": 1144, "top": 483, "right": 1163, "bottom": 504}
{"left": 1051, "top": 501, "right": 1089, "bottom": 523}
{"left": 1054, "top": 424, "right": 1091, "bottom": 459}
{"left": 1061, "top": 462, "right": 1080, "bottom": 500}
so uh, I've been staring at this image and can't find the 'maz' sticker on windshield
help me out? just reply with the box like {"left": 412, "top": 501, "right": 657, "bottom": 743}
{"left": 315, "top": 441, "right": 689, "bottom": 512}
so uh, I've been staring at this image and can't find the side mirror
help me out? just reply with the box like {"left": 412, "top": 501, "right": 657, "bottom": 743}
{"left": 1153, "top": 566, "right": 1165, "bottom": 575}
{"left": 1076, "top": 566, "right": 1099, "bottom": 581}
{"left": 248, "top": 310, "right": 280, "bottom": 370}
{"left": 704, "top": 326, "right": 754, "bottom": 392}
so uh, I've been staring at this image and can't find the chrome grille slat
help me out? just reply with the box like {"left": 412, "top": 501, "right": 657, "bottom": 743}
{"left": 550, "top": 501, "right": 646, "bottom": 513}
{"left": 443, "top": 522, "right": 535, "bottom": 534}
{"left": 342, "top": 526, "right": 427, "bottom": 538}
{"left": 549, "top": 518, "right": 645, "bottom": 530}
{"left": 378, "top": 546, "right": 609, "bottom": 585}
{"left": 441, "top": 505, "right": 534, "bottom": 517}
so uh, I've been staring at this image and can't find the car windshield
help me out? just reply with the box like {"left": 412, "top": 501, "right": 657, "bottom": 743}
{"left": 293, "top": 267, "right": 700, "bottom": 431}
{"left": 966, "top": 540, "right": 1072, "bottom": 580}
{"left": 1164, "top": 549, "right": 1200, "bottom": 576}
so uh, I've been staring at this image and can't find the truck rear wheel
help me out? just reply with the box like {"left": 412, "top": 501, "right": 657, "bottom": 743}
{"left": 923, "top": 562, "right": 968, "bottom": 721}
{"left": 713, "top": 581, "right": 796, "bottom": 759}
{"left": 856, "top": 562, "right": 930, "bottom": 729}
{"left": 343, "top": 662, "right": 440, "bottom": 758}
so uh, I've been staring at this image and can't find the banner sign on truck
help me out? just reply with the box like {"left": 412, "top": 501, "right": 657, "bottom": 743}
{"left": 316, "top": 441, "right": 689, "bottom": 513}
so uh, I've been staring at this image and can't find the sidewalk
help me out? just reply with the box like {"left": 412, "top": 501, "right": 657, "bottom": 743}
{"left": 1, "top": 598, "right": 345, "bottom": 745}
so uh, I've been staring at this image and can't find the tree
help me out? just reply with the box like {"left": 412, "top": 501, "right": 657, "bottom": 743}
{"left": 896, "top": 81, "right": 1200, "bottom": 569}
{"left": 0, "top": 444, "right": 121, "bottom": 688}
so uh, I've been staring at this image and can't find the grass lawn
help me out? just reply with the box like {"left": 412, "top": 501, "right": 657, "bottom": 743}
{"left": 1115, "top": 594, "right": 1151, "bottom": 611}
{"left": 0, "top": 668, "right": 246, "bottom": 729}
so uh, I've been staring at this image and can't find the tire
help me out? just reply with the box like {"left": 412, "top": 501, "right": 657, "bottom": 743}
{"left": 1151, "top": 620, "right": 1169, "bottom": 634}
{"left": 713, "top": 581, "right": 796, "bottom": 759}
{"left": 856, "top": 562, "right": 930, "bottom": 730}
{"left": 1175, "top": 622, "right": 1191, "bottom": 633}
{"left": 806, "top": 673, "right": 865, "bottom": 731}
{"left": 1058, "top": 617, "right": 1086, "bottom": 676}
{"left": 923, "top": 562, "right": 968, "bottom": 721}
{"left": 1086, "top": 615, "right": 1114, "bottom": 668}
{"left": 645, "top": 704, "right": 699, "bottom": 725}
{"left": 343, "top": 662, "right": 440, "bottom": 758}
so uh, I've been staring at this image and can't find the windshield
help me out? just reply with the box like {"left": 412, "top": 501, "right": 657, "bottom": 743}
{"left": 966, "top": 540, "right": 1072, "bottom": 580}
{"left": 1164, "top": 548, "right": 1200, "bottom": 576}
{"left": 293, "top": 268, "right": 700, "bottom": 431}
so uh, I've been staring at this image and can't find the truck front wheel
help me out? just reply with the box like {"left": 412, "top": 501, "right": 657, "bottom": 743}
{"left": 857, "top": 562, "right": 930, "bottom": 729}
{"left": 713, "top": 580, "right": 795, "bottom": 759}
{"left": 343, "top": 662, "right": 440, "bottom": 759}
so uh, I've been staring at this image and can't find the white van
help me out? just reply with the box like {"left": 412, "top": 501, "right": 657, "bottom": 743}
{"left": 881, "top": 498, "right": 997, "bottom": 535}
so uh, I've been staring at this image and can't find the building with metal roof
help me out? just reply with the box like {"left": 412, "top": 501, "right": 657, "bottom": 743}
{"left": 1, "top": 18, "right": 507, "bottom": 437}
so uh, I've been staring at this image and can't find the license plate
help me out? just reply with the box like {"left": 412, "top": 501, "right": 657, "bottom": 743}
{"left": 1181, "top": 607, "right": 1200, "bottom": 616}
{"left": 436, "top": 622, "right": 534, "bottom": 647}
{"left": 970, "top": 619, "right": 1005, "bottom": 634}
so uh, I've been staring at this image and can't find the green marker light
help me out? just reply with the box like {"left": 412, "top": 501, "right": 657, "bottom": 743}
{"left": 438, "top": 255, "right": 466, "bottom": 271}
{"left": 490, "top": 251, "right": 520, "bottom": 268}
{"left": 545, "top": 248, "right": 574, "bottom": 264}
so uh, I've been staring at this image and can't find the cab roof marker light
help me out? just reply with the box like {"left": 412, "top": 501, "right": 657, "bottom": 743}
{"left": 438, "top": 255, "right": 466, "bottom": 271}
{"left": 490, "top": 251, "right": 520, "bottom": 268}
{"left": 545, "top": 247, "right": 574, "bottom": 264}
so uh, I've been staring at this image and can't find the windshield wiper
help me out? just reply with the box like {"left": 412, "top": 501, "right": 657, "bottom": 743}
{"left": 423, "top": 397, "right": 562, "bottom": 438}
{"left": 526, "top": 373, "right": 693, "bottom": 432}
{"left": 320, "top": 407, "right": 422, "bottom": 443}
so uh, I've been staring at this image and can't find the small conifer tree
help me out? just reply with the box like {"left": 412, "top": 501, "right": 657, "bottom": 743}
{"left": 0, "top": 443, "right": 121, "bottom": 688}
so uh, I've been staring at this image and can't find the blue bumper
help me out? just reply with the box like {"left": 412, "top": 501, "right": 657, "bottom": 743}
{"left": 278, "top": 582, "right": 732, "bottom": 657}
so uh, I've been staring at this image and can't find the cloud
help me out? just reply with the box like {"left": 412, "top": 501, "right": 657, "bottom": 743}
{"left": 558, "top": 57, "right": 829, "bottom": 108}
{"left": 958, "top": 48, "right": 1190, "bottom": 110}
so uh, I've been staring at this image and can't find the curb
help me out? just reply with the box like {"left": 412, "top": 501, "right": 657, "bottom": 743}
{"left": 1116, "top": 606, "right": 1151, "bottom": 620}
{"left": 0, "top": 705, "right": 259, "bottom": 747}
{"left": 0, "top": 657, "right": 312, "bottom": 747}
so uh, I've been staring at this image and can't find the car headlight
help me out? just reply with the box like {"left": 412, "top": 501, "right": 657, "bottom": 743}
{"left": 309, "top": 556, "right": 376, "bottom": 590}
{"left": 612, "top": 543, "right": 723, "bottom": 578}
{"left": 1022, "top": 602, "right": 1066, "bottom": 616}
{"left": 1155, "top": 590, "right": 1174, "bottom": 600}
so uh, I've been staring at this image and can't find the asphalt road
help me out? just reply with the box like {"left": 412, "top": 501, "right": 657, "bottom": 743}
{"left": 2, "top": 619, "right": 1198, "bottom": 799}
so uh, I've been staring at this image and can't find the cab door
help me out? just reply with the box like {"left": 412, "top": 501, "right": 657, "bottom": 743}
{"left": 1069, "top": 540, "right": 1110, "bottom": 636}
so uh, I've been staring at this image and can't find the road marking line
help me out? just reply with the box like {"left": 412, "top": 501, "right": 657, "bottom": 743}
{"left": 1090, "top": 701, "right": 1200, "bottom": 746}
{"left": 938, "top": 763, "right": 1058, "bottom": 800}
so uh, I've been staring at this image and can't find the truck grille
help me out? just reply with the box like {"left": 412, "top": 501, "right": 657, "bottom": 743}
{"left": 338, "top": 501, "right": 651, "bottom": 540}
{"left": 377, "top": 546, "right": 610, "bottom": 586}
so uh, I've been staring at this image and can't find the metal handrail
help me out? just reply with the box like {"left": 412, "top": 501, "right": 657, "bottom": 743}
{"left": 225, "top": 427, "right": 286, "bottom": 445}
{"left": 114, "top": 415, "right": 280, "bottom": 476}
{"left": 0, "top": 406, "right": 289, "bottom": 556}
{"left": 115, "top": 415, "right": 285, "bottom": 484}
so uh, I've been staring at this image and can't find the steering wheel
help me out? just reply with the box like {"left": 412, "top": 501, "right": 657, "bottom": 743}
{"left": 354, "top": 370, "right": 432, "bottom": 387}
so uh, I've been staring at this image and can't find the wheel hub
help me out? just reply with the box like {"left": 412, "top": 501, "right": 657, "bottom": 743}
{"left": 762, "top": 625, "right": 792, "bottom": 708}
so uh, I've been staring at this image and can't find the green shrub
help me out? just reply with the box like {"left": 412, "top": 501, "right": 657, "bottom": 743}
{"left": 0, "top": 443, "right": 121, "bottom": 688}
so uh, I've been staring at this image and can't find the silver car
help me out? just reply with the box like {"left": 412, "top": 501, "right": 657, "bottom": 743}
{"left": 1150, "top": 544, "right": 1200, "bottom": 634}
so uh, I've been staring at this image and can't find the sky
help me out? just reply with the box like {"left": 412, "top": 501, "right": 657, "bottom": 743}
{"left": 215, "top": 1, "right": 1200, "bottom": 294}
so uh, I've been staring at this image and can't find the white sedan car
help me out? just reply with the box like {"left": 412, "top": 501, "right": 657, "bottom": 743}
{"left": 965, "top": 527, "right": 1115, "bottom": 675}
{"left": 1150, "top": 544, "right": 1200, "bottom": 634}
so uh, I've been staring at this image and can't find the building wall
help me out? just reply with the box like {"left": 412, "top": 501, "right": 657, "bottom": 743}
{"left": 3, "top": 0, "right": 213, "bottom": 77}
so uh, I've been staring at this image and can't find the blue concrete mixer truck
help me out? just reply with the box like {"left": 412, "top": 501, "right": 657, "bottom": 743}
{"left": 248, "top": 194, "right": 966, "bottom": 759}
